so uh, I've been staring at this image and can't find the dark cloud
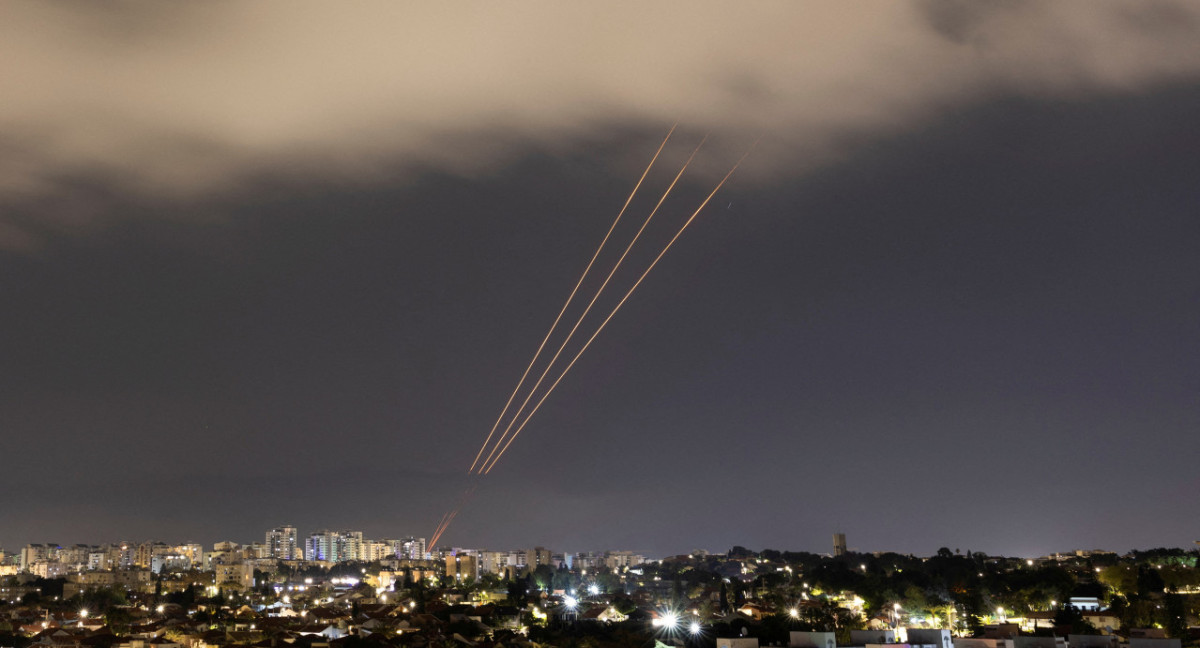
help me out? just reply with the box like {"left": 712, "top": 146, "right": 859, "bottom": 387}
{"left": 918, "top": 0, "right": 1033, "bottom": 44}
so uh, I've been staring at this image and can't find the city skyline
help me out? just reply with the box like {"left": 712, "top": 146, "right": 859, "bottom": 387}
{"left": 2, "top": 2, "right": 1199, "bottom": 558}
{"left": 5, "top": 530, "right": 1196, "bottom": 566}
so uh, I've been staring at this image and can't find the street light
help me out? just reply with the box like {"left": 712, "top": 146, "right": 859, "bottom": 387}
{"left": 654, "top": 611, "right": 680, "bottom": 632}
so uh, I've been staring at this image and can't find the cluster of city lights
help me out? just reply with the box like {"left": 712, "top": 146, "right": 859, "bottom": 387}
{"left": 648, "top": 609, "right": 703, "bottom": 637}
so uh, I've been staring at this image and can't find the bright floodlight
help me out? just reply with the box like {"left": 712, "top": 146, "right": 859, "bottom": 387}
{"left": 80, "top": 609, "right": 88, "bottom": 619}
{"left": 588, "top": 584, "right": 600, "bottom": 595}
{"left": 663, "top": 612, "right": 678, "bottom": 628}
{"left": 564, "top": 596, "right": 578, "bottom": 610}
{"left": 894, "top": 603, "right": 901, "bottom": 610}
{"left": 156, "top": 605, "right": 164, "bottom": 614}
{"left": 789, "top": 608, "right": 799, "bottom": 618}
{"left": 689, "top": 621, "right": 701, "bottom": 635}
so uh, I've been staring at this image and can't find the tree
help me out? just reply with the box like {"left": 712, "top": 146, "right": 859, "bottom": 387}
{"left": 1161, "top": 593, "right": 1187, "bottom": 639}
{"left": 1136, "top": 566, "right": 1165, "bottom": 598}
{"left": 728, "top": 546, "right": 754, "bottom": 559}
{"left": 506, "top": 578, "right": 527, "bottom": 606}
{"left": 1053, "top": 606, "right": 1097, "bottom": 635}
{"left": 105, "top": 607, "right": 134, "bottom": 635}
{"left": 1096, "top": 566, "right": 1135, "bottom": 598}
{"left": 532, "top": 565, "right": 555, "bottom": 591}
{"left": 758, "top": 613, "right": 792, "bottom": 646}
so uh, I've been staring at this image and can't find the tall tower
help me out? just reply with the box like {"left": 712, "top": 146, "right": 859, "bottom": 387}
{"left": 833, "top": 532, "right": 847, "bottom": 557}
{"left": 306, "top": 530, "right": 341, "bottom": 562}
{"left": 266, "top": 526, "right": 298, "bottom": 560}
{"left": 400, "top": 537, "right": 427, "bottom": 560}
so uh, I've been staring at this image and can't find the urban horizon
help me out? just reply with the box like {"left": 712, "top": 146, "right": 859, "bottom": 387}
{"left": 7, "top": 532, "right": 1200, "bottom": 569}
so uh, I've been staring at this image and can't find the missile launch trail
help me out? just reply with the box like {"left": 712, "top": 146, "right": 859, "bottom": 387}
{"left": 430, "top": 132, "right": 758, "bottom": 545}
{"left": 476, "top": 135, "right": 708, "bottom": 474}
{"left": 466, "top": 125, "right": 678, "bottom": 474}
{"left": 481, "top": 141, "right": 758, "bottom": 474}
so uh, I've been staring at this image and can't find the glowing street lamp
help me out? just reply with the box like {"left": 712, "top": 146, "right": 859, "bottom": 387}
{"left": 689, "top": 621, "right": 702, "bottom": 635}
{"left": 653, "top": 610, "right": 680, "bottom": 632}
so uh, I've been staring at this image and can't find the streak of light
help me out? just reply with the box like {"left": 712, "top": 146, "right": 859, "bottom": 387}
{"left": 429, "top": 509, "right": 456, "bottom": 548}
{"left": 475, "top": 134, "right": 707, "bottom": 474}
{"left": 466, "top": 124, "right": 678, "bottom": 473}
{"left": 428, "top": 483, "right": 477, "bottom": 548}
{"left": 429, "top": 512, "right": 452, "bottom": 550}
{"left": 481, "top": 140, "right": 758, "bottom": 475}
{"left": 430, "top": 508, "right": 457, "bottom": 548}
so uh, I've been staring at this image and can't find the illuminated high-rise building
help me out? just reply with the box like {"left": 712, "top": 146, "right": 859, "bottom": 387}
{"left": 305, "top": 531, "right": 339, "bottom": 562}
{"left": 340, "top": 530, "right": 364, "bottom": 561}
{"left": 399, "top": 537, "right": 426, "bottom": 560}
{"left": 266, "top": 526, "right": 298, "bottom": 560}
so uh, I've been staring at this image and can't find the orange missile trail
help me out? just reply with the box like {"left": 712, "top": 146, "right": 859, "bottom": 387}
{"left": 428, "top": 483, "right": 477, "bottom": 548}
{"left": 429, "top": 511, "right": 454, "bottom": 548}
{"left": 466, "top": 125, "right": 678, "bottom": 474}
{"left": 430, "top": 511, "right": 451, "bottom": 544}
{"left": 481, "top": 140, "right": 759, "bottom": 475}
{"left": 475, "top": 135, "right": 709, "bottom": 474}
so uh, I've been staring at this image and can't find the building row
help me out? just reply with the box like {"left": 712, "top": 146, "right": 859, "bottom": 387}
{"left": 3, "top": 534, "right": 646, "bottom": 583}
{"left": 264, "top": 527, "right": 426, "bottom": 563}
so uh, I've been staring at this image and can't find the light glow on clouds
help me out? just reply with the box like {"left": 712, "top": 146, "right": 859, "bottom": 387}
{"left": 1, "top": 1, "right": 1199, "bottom": 244}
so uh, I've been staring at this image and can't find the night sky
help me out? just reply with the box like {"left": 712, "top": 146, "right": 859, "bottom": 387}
{"left": 2, "top": 2, "right": 1199, "bottom": 559}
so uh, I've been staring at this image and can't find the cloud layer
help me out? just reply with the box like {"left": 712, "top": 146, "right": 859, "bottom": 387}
{"left": 2, "top": 1, "right": 1199, "bottom": 245}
